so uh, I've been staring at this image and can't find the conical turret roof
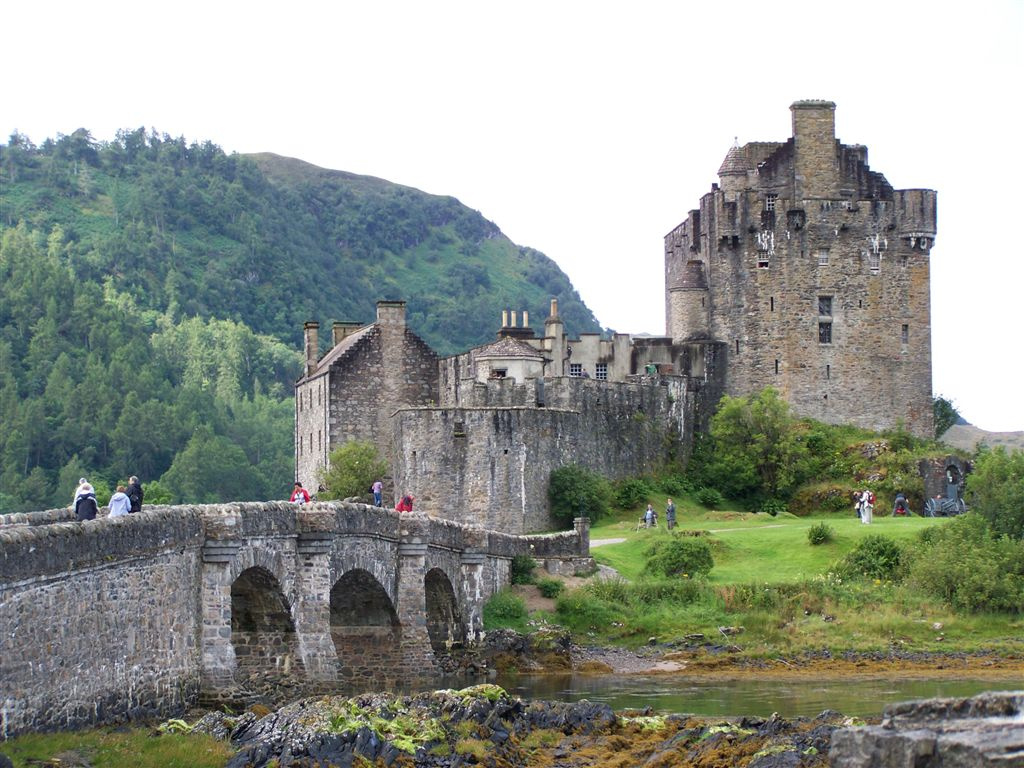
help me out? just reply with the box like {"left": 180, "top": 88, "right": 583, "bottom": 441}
{"left": 717, "top": 138, "right": 750, "bottom": 176}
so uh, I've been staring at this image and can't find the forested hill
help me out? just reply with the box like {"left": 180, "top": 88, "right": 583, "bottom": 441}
{"left": 0, "top": 128, "right": 601, "bottom": 513}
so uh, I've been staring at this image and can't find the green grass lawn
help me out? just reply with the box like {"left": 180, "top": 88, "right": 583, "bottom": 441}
{"left": 1, "top": 727, "right": 233, "bottom": 768}
{"left": 590, "top": 504, "right": 942, "bottom": 583}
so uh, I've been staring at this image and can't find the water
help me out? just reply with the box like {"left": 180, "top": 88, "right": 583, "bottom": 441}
{"left": 497, "top": 673, "right": 1024, "bottom": 719}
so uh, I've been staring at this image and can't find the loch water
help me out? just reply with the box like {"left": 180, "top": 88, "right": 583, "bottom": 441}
{"left": 495, "top": 673, "right": 1024, "bottom": 719}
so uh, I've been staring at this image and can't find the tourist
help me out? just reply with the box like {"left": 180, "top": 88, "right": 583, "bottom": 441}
{"left": 126, "top": 475, "right": 144, "bottom": 513}
{"left": 860, "top": 489, "right": 874, "bottom": 524}
{"left": 372, "top": 479, "right": 383, "bottom": 507}
{"left": 396, "top": 494, "right": 414, "bottom": 513}
{"left": 108, "top": 485, "right": 131, "bottom": 517}
{"left": 644, "top": 504, "right": 656, "bottom": 528}
{"left": 290, "top": 482, "right": 311, "bottom": 504}
{"left": 72, "top": 480, "right": 98, "bottom": 521}
{"left": 893, "top": 492, "right": 909, "bottom": 516}
{"left": 665, "top": 498, "right": 677, "bottom": 530}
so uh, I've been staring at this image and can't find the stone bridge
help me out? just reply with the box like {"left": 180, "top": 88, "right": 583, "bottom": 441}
{"left": 0, "top": 502, "right": 590, "bottom": 737}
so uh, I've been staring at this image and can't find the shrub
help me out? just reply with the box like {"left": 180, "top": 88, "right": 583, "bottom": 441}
{"left": 658, "top": 473, "right": 693, "bottom": 496}
{"left": 317, "top": 440, "right": 388, "bottom": 501}
{"left": 758, "top": 498, "right": 788, "bottom": 517}
{"left": 835, "top": 535, "right": 905, "bottom": 581}
{"left": 482, "top": 589, "right": 528, "bottom": 631}
{"left": 510, "top": 554, "right": 537, "bottom": 585}
{"left": 807, "top": 522, "right": 835, "bottom": 546}
{"left": 644, "top": 537, "right": 714, "bottom": 579}
{"left": 906, "top": 514, "right": 1024, "bottom": 613}
{"left": 695, "top": 487, "right": 726, "bottom": 510}
{"left": 536, "top": 578, "right": 565, "bottom": 599}
{"left": 548, "top": 464, "right": 612, "bottom": 525}
{"left": 614, "top": 477, "right": 652, "bottom": 510}
{"left": 967, "top": 446, "right": 1024, "bottom": 540}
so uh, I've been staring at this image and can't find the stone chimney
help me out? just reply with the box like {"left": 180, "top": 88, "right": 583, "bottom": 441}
{"left": 502, "top": 310, "right": 509, "bottom": 328}
{"left": 544, "top": 296, "right": 561, "bottom": 321}
{"left": 791, "top": 100, "right": 838, "bottom": 200}
{"left": 376, "top": 300, "right": 406, "bottom": 329}
{"left": 332, "top": 320, "right": 363, "bottom": 347}
{"left": 522, "top": 310, "right": 529, "bottom": 327}
{"left": 304, "top": 321, "right": 319, "bottom": 376}
{"left": 510, "top": 310, "right": 518, "bottom": 328}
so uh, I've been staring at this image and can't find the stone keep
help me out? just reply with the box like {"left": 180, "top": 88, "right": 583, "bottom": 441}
{"left": 665, "top": 100, "right": 935, "bottom": 437}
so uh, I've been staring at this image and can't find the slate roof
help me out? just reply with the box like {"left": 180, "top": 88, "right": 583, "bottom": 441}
{"left": 473, "top": 336, "right": 544, "bottom": 360}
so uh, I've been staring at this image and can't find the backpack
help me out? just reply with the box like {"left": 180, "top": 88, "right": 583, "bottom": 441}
{"left": 868, "top": 492, "right": 876, "bottom": 505}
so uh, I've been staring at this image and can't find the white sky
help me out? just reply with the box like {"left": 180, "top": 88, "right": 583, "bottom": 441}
{"left": 3, "top": 1, "right": 1022, "bottom": 430}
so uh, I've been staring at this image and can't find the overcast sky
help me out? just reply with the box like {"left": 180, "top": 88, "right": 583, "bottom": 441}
{"left": 3, "top": 1, "right": 1022, "bottom": 430}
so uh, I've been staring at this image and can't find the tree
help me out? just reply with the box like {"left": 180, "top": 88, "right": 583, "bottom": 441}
{"left": 547, "top": 464, "right": 611, "bottom": 525}
{"left": 967, "top": 446, "right": 1024, "bottom": 540}
{"left": 933, "top": 395, "right": 961, "bottom": 438}
{"left": 704, "top": 388, "right": 808, "bottom": 499}
{"left": 160, "top": 427, "right": 263, "bottom": 503}
{"left": 317, "top": 440, "right": 388, "bottom": 501}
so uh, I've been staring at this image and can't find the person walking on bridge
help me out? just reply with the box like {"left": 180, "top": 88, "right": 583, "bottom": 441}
{"left": 290, "top": 482, "right": 311, "bottom": 504}
{"left": 126, "top": 475, "right": 144, "bottom": 513}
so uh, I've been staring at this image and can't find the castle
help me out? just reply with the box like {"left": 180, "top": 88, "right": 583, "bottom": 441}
{"left": 295, "top": 100, "right": 935, "bottom": 530}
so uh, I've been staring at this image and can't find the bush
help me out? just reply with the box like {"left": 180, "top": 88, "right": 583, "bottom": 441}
{"left": 967, "top": 446, "right": 1024, "bottom": 540}
{"left": 548, "top": 464, "right": 612, "bottom": 525}
{"left": 644, "top": 537, "right": 714, "bottom": 579}
{"left": 482, "top": 589, "right": 528, "bottom": 631}
{"left": 835, "top": 535, "right": 905, "bottom": 581}
{"left": 906, "top": 514, "right": 1024, "bottom": 613}
{"left": 657, "top": 473, "right": 693, "bottom": 496}
{"left": 510, "top": 554, "right": 537, "bottom": 585}
{"left": 758, "top": 498, "right": 788, "bottom": 517}
{"left": 317, "top": 440, "right": 388, "bottom": 501}
{"left": 614, "top": 477, "right": 652, "bottom": 510}
{"left": 536, "top": 578, "right": 565, "bottom": 599}
{"left": 695, "top": 487, "right": 726, "bottom": 510}
{"left": 807, "top": 522, "right": 835, "bottom": 545}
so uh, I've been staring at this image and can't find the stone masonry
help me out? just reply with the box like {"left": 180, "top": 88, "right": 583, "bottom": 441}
{"left": 665, "top": 100, "right": 935, "bottom": 437}
{"left": 0, "top": 502, "right": 588, "bottom": 737}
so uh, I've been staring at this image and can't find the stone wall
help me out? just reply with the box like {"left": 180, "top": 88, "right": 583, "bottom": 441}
{"left": 392, "top": 377, "right": 687, "bottom": 533}
{"left": 0, "top": 510, "right": 205, "bottom": 737}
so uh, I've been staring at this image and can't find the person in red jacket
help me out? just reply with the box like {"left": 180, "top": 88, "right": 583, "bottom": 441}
{"left": 396, "top": 494, "right": 414, "bottom": 512}
{"left": 290, "top": 482, "right": 311, "bottom": 504}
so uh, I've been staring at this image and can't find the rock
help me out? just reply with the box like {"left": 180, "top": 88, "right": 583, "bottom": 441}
{"left": 0, "top": 754, "right": 13, "bottom": 768}
{"left": 830, "top": 691, "right": 1024, "bottom": 767}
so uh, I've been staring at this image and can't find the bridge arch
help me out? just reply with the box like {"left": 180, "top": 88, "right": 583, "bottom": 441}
{"left": 424, "top": 567, "right": 466, "bottom": 654}
{"left": 230, "top": 566, "right": 302, "bottom": 680}
{"left": 329, "top": 568, "right": 402, "bottom": 683}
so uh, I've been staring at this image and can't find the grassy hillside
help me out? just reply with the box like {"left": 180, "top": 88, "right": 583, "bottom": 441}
{"left": 1, "top": 131, "right": 602, "bottom": 355}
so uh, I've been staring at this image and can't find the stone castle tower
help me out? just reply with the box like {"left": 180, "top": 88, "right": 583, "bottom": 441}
{"left": 665, "top": 100, "right": 935, "bottom": 437}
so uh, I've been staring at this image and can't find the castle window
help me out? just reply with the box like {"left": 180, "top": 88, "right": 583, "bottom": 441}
{"left": 819, "top": 322, "right": 832, "bottom": 344}
{"left": 900, "top": 255, "right": 908, "bottom": 268}
{"left": 775, "top": 359, "right": 780, "bottom": 374}
{"left": 757, "top": 255, "right": 770, "bottom": 269}
{"left": 765, "top": 193, "right": 778, "bottom": 212}
{"left": 735, "top": 339, "right": 740, "bottom": 354}
{"left": 818, "top": 296, "right": 832, "bottom": 316}
{"left": 454, "top": 420, "right": 466, "bottom": 438}
{"left": 901, "top": 324, "right": 909, "bottom": 344}
{"left": 826, "top": 364, "right": 831, "bottom": 379}
{"left": 489, "top": 368, "right": 507, "bottom": 379}
{"left": 770, "top": 297, "right": 775, "bottom": 312}
{"left": 817, "top": 249, "right": 830, "bottom": 266}
{"left": 569, "top": 363, "right": 582, "bottom": 377}
{"left": 868, "top": 251, "right": 881, "bottom": 274}
{"left": 595, "top": 363, "right": 608, "bottom": 381}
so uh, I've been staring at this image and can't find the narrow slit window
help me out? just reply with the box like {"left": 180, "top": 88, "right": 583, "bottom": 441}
{"left": 818, "top": 296, "right": 832, "bottom": 316}
{"left": 735, "top": 339, "right": 740, "bottom": 354}
{"left": 774, "top": 359, "right": 779, "bottom": 374}
{"left": 819, "top": 322, "right": 832, "bottom": 344}
{"left": 901, "top": 324, "right": 909, "bottom": 344}
{"left": 770, "top": 297, "right": 775, "bottom": 312}
{"left": 826, "top": 364, "right": 831, "bottom": 379}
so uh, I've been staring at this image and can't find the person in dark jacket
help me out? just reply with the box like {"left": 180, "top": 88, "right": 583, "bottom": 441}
{"left": 73, "top": 481, "right": 98, "bottom": 521}
{"left": 126, "top": 476, "right": 144, "bottom": 513}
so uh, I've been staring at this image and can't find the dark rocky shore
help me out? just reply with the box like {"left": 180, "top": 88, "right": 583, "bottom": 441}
{"left": 186, "top": 686, "right": 1023, "bottom": 768}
